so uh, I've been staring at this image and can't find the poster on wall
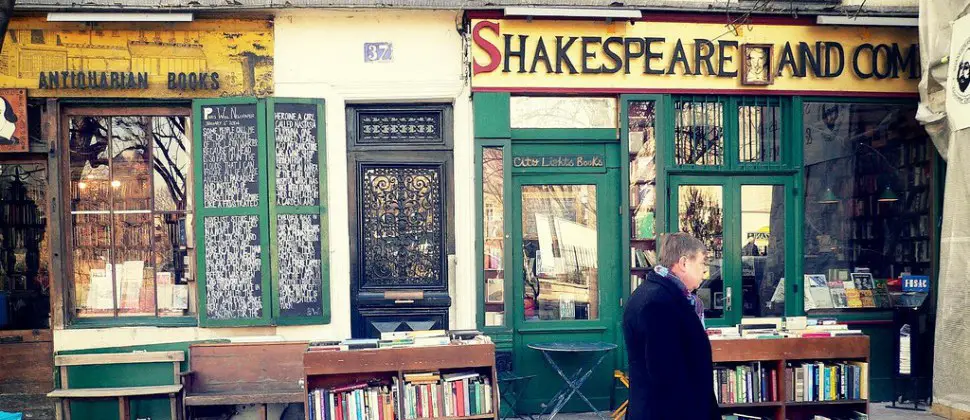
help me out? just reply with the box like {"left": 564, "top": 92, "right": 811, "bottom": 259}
{"left": 948, "top": 14, "right": 970, "bottom": 132}
{"left": 0, "top": 89, "right": 27, "bottom": 152}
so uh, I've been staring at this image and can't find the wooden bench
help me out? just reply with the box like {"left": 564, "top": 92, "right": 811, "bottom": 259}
{"left": 47, "top": 351, "right": 184, "bottom": 420}
{"left": 181, "top": 341, "right": 308, "bottom": 420}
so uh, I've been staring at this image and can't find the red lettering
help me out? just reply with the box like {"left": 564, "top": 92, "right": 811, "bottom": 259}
{"left": 473, "top": 20, "right": 501, "bottom": 75}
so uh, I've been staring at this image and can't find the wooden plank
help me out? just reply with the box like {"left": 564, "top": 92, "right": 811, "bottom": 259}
{"left": 186, "top": 342, "right": 307, "bottom": 394}
{"left": 48, "top": 384, "right": 182, "bottom": 398}
{"left": 170, "top": 394, "right": 178, "bottom": 420}
{"left": 60, "top": 366, "right": 69, "bottom": 389}
{"left": 258, "top": 404, "right": 267, "bottom": 420}
{"left": 711, "top": 337, "right": 869, "bottom": 362}
{"left": 55, "top": 351, "right": 185, "bottom": 366}
{"left": 119, "top": 396, "right": 128, "bottom": 420}
{"left": 0, "top": 341, "right": 55, "bottom": 390}
{"left": 0, "top": 329, "right": 53, "bottom": 342}
{"left": 43, "top": 98, "right": 66, "bottom": 330}
{"left": 184, "top": 391, "right": 306, "bottom": 406}
{"left": 304, "top": 344, "right": 495, "bottom": 376}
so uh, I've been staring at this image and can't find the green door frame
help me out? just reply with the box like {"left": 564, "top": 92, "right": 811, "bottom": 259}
{"left": 667, "top": 174, "right": 797, "bottom": 326}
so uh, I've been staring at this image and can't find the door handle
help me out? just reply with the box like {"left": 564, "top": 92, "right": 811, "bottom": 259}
{"left": 725, "top": 286, "right": 733, "bottom": 312}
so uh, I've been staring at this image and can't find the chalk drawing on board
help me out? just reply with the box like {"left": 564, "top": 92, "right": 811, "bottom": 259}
{"left": 277, "top": 214, "right": 323, "bottom": 317}
{"left": 203, "top": 215, "right": 263, "bottom": 319}
{"left": 201, "top": 104, "right": 261, "bottom": 208}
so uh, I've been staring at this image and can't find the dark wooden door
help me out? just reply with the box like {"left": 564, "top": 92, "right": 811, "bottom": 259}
{"left": 0, "top": 330, "right": 55, "bottom": 419}
{"left": 346, "top": 104, "right": 454, "bottom": 338}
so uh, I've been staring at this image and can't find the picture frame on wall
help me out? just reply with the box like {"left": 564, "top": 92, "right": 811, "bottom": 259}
{"left": 0, "top": 89, "right": 27, "bottom": 153}
{"left": 486, "top": 278, "right": 504, "bottom": 304}
{"left": 741, "top": 44, "right": 774, "bottom": 86}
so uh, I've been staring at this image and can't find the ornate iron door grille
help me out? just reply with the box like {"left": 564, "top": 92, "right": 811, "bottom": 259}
{"left": 358, "top": 164, "right": 445, "bottom": 290}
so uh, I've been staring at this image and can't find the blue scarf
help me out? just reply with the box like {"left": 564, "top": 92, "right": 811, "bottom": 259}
{"left": 653, "top": 265, "right": 706, "bottom": 327}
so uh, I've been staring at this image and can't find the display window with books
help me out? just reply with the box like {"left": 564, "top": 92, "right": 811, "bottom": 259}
{"left": 802, "top": 101, "right": 937, "bottom": 312}
{"left": 67, "top": 109, "right": 195, "bottom": 319}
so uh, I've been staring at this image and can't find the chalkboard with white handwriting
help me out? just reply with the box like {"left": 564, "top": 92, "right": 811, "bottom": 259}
{"left": 273, "top": 102, "right": 320, "bottom": 207}
{"left": 203, "top": 215, "right": 263, "bottom": 320}
{"left": 201, "top": 104, "right": 260, "bottom": 208}
{"left": 276, "top": 213, "right": 323, "bottom": 317}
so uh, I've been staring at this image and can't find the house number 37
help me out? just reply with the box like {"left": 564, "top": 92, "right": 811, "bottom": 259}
{"left": 364, "top": 42, "right": 393, "bottom": 62}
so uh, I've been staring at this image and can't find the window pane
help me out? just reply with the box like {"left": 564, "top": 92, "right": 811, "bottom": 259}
{"left": 154, "top": 213, "right": 190, "bottom": 316}
{"left": 0, "top": 164, "right": 51, "bottom": 330}
{"left": 69, "top": 117, "right": 110, "bottom": 212}
{"left": 741, "top": 185, "right": 785, "bottom": 317}
{"left": 803, "top": 102, "right": 931, "bottom": 311}
{"left": 629, "top": 101, "right": 657, "bottom": 240}
{"left": 738, "top": 98, "right": 782, "bottom": 163}
{"left": 521, "top": 185, "right": 598, "bottom": 321}
{"left": 678, "top": 185, "right": 723, "bottom": 319}
{"left": 152, "top": 116, "right": 191, "bottom": 212}
{"left": 675, "top": 98, "right": 724, "bottom": 166}
{"left": 73, "top": 213, "right": 113, "bottom": 317}
{"left": 510, "top": 97, "right": 617, "bottom": 129}
{"left": 482, "top": 147, "right": 505, "bottom": 327}
{"left": 111, "top": 117, "right": 152, "bottom": 211}
{"left": 114, "top": 213, "right": 154, "bottom": 316}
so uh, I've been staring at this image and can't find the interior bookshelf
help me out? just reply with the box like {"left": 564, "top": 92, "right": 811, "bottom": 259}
{"left": 303, "top": 344, "right": 499, "bottom": 420}
{"left": 711, "top": 336, "right": 870, "bottom": 420}
{"left": 627, "top": 100, "right": 658, "bottom": 294}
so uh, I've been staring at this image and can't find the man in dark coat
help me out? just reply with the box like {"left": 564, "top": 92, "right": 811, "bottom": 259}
{"left": 622, "top": 232, "right": 719, "bottom": 420}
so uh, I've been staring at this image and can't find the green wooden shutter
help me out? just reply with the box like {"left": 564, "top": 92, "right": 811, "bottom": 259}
{"left": 267, "top": 98, "right": 330, "bottom": 325}
{"left": 193, "top": 97, "right": 273, "bottom": 327}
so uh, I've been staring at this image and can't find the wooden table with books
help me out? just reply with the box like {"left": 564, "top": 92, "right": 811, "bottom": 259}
{"left": 710, "top": 335, "right": 870, "bottom": 420}
{"left": 303, "top": 330, "right": 499, "bottom": 420}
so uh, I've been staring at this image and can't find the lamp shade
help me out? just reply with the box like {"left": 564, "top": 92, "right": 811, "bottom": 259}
{"left": 818, "top": 188, "right": 839, "bottom": 204}
{"left": 878, "top": 185, "right": 899, "bottom": 202}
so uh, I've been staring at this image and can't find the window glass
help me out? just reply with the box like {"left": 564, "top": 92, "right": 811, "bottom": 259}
{"left": 674, "top": 97, "right": 723, "bottom": 166}
{"left": 0, "top": 164, "right": 51, "bottom": 329}
{"left": 483, "top": 147, "right": 505, "bottom": 327}
{"left": 510, "top": 97, "right": 617, "bottom": 129}
{"left": 522, "top": 185, "right": 598, "bottom": 321}
{"left": 678, "top": 185, "right": 724, "bottom": 319}
{"left": 740, "top": 185, "right": 786, "bottom": 317}
{"left": 70, "top": 113, "right": 193, "bottom": 318}
{"left": 803, "top": 102, "right": 931, "bottom": 310}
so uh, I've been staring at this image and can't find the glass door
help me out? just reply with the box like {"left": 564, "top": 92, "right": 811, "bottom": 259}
{"left": 668, "top": 176, "right": 793, "bottom": 326}
{"left": 511, "top": 172, "right": 620, "bottom": 412}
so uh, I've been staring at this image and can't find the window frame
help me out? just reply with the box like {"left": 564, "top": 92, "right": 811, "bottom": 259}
{"left": 62, "top": 105, "right": 198, "bottom": 328}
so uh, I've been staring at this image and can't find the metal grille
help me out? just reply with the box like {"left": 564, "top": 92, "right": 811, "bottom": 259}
{"left": 738, "top": 97, "right": 783, "bottom": 163}
{"left": 357, "top": 110, "right": 442, "bottom": 143}
{"left": 674, "top": 96, "right": 724, "bottom": 166}
{"left": 359, "top": 165, "right": 443, "bottom": 288}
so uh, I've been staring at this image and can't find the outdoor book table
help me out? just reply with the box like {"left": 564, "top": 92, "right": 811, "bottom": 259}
{"left": 528, "top": 342, "right": 618, "bottom": 420}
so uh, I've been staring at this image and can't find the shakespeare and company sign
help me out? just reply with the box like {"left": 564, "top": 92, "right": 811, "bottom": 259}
{"left": 471, "top": 19, "right": 919, "bottom": 94}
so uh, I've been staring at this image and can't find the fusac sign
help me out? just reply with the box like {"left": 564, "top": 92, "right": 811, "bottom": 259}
{"left": 470, "top": 19, "right": 920, "bottom": 94}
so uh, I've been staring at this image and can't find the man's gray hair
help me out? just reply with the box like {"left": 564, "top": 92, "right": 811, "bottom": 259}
{"left": 659, "top": 232, "right": 707, "bottom": 267}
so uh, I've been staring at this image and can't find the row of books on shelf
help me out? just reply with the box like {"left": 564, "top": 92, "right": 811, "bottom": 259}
{"left": 785, "top": 361, "right": 869, "bottom": 402}
{"left": 713, "top": 362, "right": 778, "bottom": 405}
{"left": 401, "top": 371, "right": 493, "bottom": 419}
{"left": 308, "top": 383, "right": 395, "bottom": 420}
{"left": 309, "top": 330, "right": 488, "bottom": 352}
{"left": 707, "top": 317, "right": 865, "bottom": 340}
{"left": 631, "top": 248, "right": 657, "bottom": 269}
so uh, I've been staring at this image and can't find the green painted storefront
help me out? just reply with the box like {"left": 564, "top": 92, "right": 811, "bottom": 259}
{"left": 473, "top": 92, "right": 941, "bottom": 413}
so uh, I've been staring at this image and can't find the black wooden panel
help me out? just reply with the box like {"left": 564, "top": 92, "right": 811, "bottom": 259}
{"left": 356, "top": 308, "right": 448, "bottom": 339}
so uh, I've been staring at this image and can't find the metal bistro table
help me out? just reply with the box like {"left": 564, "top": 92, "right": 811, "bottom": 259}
{"left": 528, "top": 341, "right": 618, "bottom": 420}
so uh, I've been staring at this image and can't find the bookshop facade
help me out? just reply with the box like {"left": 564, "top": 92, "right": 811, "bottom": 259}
{"left": 470, "top": 14, "right": 939, "bottom": 411}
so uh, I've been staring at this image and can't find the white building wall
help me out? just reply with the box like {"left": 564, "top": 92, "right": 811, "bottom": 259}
{"left": 52, "top": 8, "right": 476, "bottom": 354}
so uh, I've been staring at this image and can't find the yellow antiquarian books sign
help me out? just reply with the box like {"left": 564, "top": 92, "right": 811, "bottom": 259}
{"left": 471, "top": 19, "right": 919, "bottom": 95}
{"left": 0, "top": 17, "right": 274, "bottom": 98}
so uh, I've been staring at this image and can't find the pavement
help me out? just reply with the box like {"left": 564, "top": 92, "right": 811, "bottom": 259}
{"left": 547, "top": 404, "right": 941, "bottom": 419}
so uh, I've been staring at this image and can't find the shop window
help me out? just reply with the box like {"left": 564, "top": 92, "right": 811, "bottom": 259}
{"left": 521, "top": 185, "right": 599, "bottom": 321}
{"left": 740, "top": 185, "right": 786, "bottom": 317}
{"left": 482, "top": 147, "right": 505, "bottom": 327}
{"left": 802, "top": 102, "right": 933, "bottom": 311}
{"left": 677, "top": 185, "right": 724, "bottom": 320}
{"left": 738, "top": 97, "right": 783, "bottom": 164}
{"left": 68, "top": 112, "right": 194, "bottom": 318}
{"left": 510, "top": 97, "right": 617, "bottom": 129}
{"left": 674, "top": 96, "right": 724, "bottom": 166}
{"left": 0, "top": 164, "right": 50, "bottom": 330}
{"left": 627, "top": 99, "right": 657, "bottom": 292}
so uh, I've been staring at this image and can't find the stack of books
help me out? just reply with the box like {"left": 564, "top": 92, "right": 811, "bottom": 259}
{"left": 721, "top": 415, "right": 767, "bottom": 420}
{"left": 811, "top": 414, "right": 867, "bottom": 420}
{"left": 381, "top": 331, "right": 451, "bottom": 348}
{"left": 308, "top": 330, "right": 489, "bottom": 352}
{"left": 308, "top": 382, "right": 396, "bottom": 420}
{"left": 402, "top": 371, "right": 493, "bottom": 419}
{"left": 707, "top": 327, "right": 742, "bottom": 340}
{"left": 784, "top": 361, "right": 869, "bottom": 402}
{"left": 713, "top": 362, "right": 778, "bottom": 404}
